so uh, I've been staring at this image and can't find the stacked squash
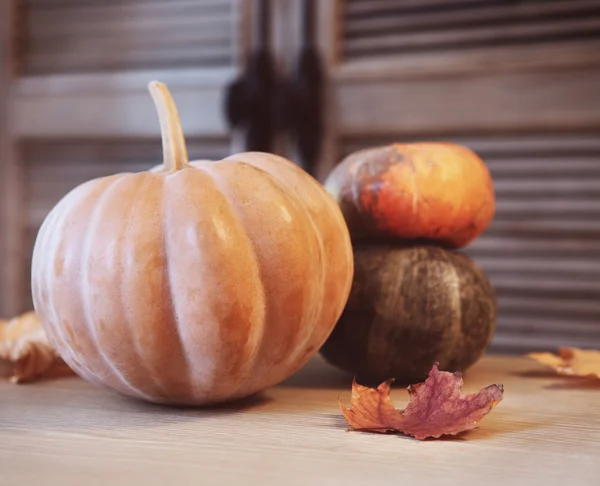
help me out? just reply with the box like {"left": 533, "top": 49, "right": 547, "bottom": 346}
{"left": 320, "top": 143, "right": 497, "bottom": 384}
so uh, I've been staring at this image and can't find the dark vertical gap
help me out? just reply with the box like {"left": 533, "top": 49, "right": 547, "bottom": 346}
{"left": 255, "top": 0, "right": 271, "bottom": 51}
{"left": 301, "top": 0, "right": 316, "bottom": 48}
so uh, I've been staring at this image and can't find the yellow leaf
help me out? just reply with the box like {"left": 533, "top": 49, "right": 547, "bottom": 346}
{"left": 0, "top": 311, "right": 71, "bottom": 383}
{"left": 529, "top": 348, "right": 600, "bottom": 379}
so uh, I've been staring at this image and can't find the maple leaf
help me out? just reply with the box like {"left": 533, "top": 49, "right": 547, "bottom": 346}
{"left": 0, "top": 311, "right": 71, "bottom": 383}
{"left": 339, "top": 363, "right": 504, "bottom": 440}
{"left": 529, "top": 348, "right": 600, "bottom": 380}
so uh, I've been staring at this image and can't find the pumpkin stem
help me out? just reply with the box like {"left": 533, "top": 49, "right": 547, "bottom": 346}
{"left": 148, "top": 81, "right": 189, "bottom": 173}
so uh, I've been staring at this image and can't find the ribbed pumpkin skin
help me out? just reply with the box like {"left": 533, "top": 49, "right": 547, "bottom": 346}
{"left": 31, "top": 152, "right": 354, "bottom": 405}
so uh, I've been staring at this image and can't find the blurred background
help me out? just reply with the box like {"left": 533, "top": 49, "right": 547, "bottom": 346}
{"left": 0, "top": 0, "right": 599, "bottom": 354}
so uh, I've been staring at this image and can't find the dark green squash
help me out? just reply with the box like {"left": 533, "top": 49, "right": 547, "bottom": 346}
{"left": 320, "top": 244, "right": 497, "bottom": 385}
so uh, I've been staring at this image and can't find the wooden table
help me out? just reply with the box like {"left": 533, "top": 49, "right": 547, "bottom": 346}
{"left": 1, "top": 355, "right": 599, "bottom": 485}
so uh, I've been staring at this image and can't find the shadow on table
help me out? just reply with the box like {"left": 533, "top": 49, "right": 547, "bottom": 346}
{"left": 117, "top": 388, "right": 274, "bottom": 412}
{"left": 543, "top": 379, "right": 600, "bottom": 390}
{"left": 322, "top": 410, "right": 542, "bottom": 442}
{"left": 512, "top": 368, "right": 600, "bottom": 390}
{"left": 512, "top": 369, "right": 560, "bottom": 379}
{"left": 279, "top": 356, "right": 354, "bottom": 389}
{"left": 3, "top": 375, "right": 274, "bottom": 433}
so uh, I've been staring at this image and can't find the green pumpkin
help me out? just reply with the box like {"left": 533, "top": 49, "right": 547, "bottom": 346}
{"left": 320, "top": 244, "right": 497, "bottom": 385}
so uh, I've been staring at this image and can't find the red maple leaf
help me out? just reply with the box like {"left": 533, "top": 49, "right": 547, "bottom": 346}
{"left": 339, "top": 363, "right": 504, "bottom": 440}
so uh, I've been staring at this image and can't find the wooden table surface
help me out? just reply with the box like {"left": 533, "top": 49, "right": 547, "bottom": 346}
{"left": 1, "top": 354, "right": 599, "bottom": 486}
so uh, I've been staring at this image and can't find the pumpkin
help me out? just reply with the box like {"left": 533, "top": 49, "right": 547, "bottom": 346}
{"left": 320, "top": 244, "right": 496, "bottom": 385}
{"left": 324, "top": 143, "right": 495, "bottom": 248}
{"left": 31, "top": 81, "right": 354, "bottom": 405}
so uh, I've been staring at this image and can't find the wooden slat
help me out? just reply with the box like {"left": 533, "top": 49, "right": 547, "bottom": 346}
{"left": 26, "top": 46, "right": 232, "bottom": 74}
{"left": 342, "top": 135, "right": 600, "bottom": 157}
{"left": 337, "top": 39, "right": 600, "bottom": 81}
{"left": 473, "top": 257, "right": 600, "bottom": 277}
{"left": 16, "top": 66, "right": 235, "bottom": 94}
{"left": 454, "top": 136, "right": 600, "bottom": 154}
{"left": 485, "top": 158, "right": 600, "bottom": 176}
{"left": 484, "top": 219, "right": 600, "bottom": 237}
{"left": 25, "top": 0, "right": 230, "bottom": 8}
{"left": 346, "top": 0, "right": 493, "bottom": 16}
{"left": 26, "top": 0, "right": 232, "bottom": 33}
{"left": 487, "top": 291, "right": 600, "bottom": 319}
{"left": 29, "top": 31, "right": 232, "bottom": 49}
{"left": 28, "top": 11, "right": 232, "bottom": 39}
{"left": 487, "top": 275, "right": 600, "bottom": 297}
{"left": 490, "top": 332, "right": 599, "bottom": 353}
{"left": 467, "top": 236, "right": 600, "bottom": 258}
{"left": 495, "top": 199, "right": 600, "bottom": 216}
{"left": 493, "top": 179, "right": 600, "bottom": 196}
{"left": 498, "top": 295, "right": 600, "bottom": 319}
{"left": 498, "top": 315, "right": 600, "bottom": 339}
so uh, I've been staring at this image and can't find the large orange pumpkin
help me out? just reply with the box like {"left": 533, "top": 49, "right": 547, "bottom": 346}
{"left": 31, "top": 82, "right": 354, "bottom": 405}
{"left": 324, "top": 143, "right": 495, "bottom": 249}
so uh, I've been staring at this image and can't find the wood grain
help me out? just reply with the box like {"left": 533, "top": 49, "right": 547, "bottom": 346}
{"left": 1, "top": 355, "right": 599, "bottom": 485}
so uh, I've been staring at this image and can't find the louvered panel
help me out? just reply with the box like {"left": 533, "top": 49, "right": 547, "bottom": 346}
{"left": 18, "top": 0, "right": 237, "bottom": 74}
{"left": 340, "top": 132, "right": 600, "bottom": 353}
{"left": 342, "top": 0, "right": 600, "bottom": 60}
{"left": 20, "top": 138, "right": 230, "bottom": 309}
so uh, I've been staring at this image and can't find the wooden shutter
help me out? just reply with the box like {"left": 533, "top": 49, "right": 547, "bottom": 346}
{"left": 316, "top": 0, "right": 600, "bottom": 353}
{"left": 2, "top": 0, "right": 248, "bottom": 316}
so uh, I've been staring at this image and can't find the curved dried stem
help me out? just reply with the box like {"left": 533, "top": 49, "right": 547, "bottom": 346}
{"left": 148, "top": 81, "right": 189, "bottom": 173}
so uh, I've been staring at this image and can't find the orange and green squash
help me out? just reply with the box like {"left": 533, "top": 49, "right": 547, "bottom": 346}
{"left": 324, "top": 143, "right": 495, "bottom": 249}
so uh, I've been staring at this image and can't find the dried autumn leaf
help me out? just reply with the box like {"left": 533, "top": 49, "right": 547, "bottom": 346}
{"left": 339, "top": 363, "right": 504, "bottom": 440}
{"left": 0, "top": 311, "right": 71, "bottom": 383}
{"left": 529, "top": 348, "right": 600, "bottom": 380}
